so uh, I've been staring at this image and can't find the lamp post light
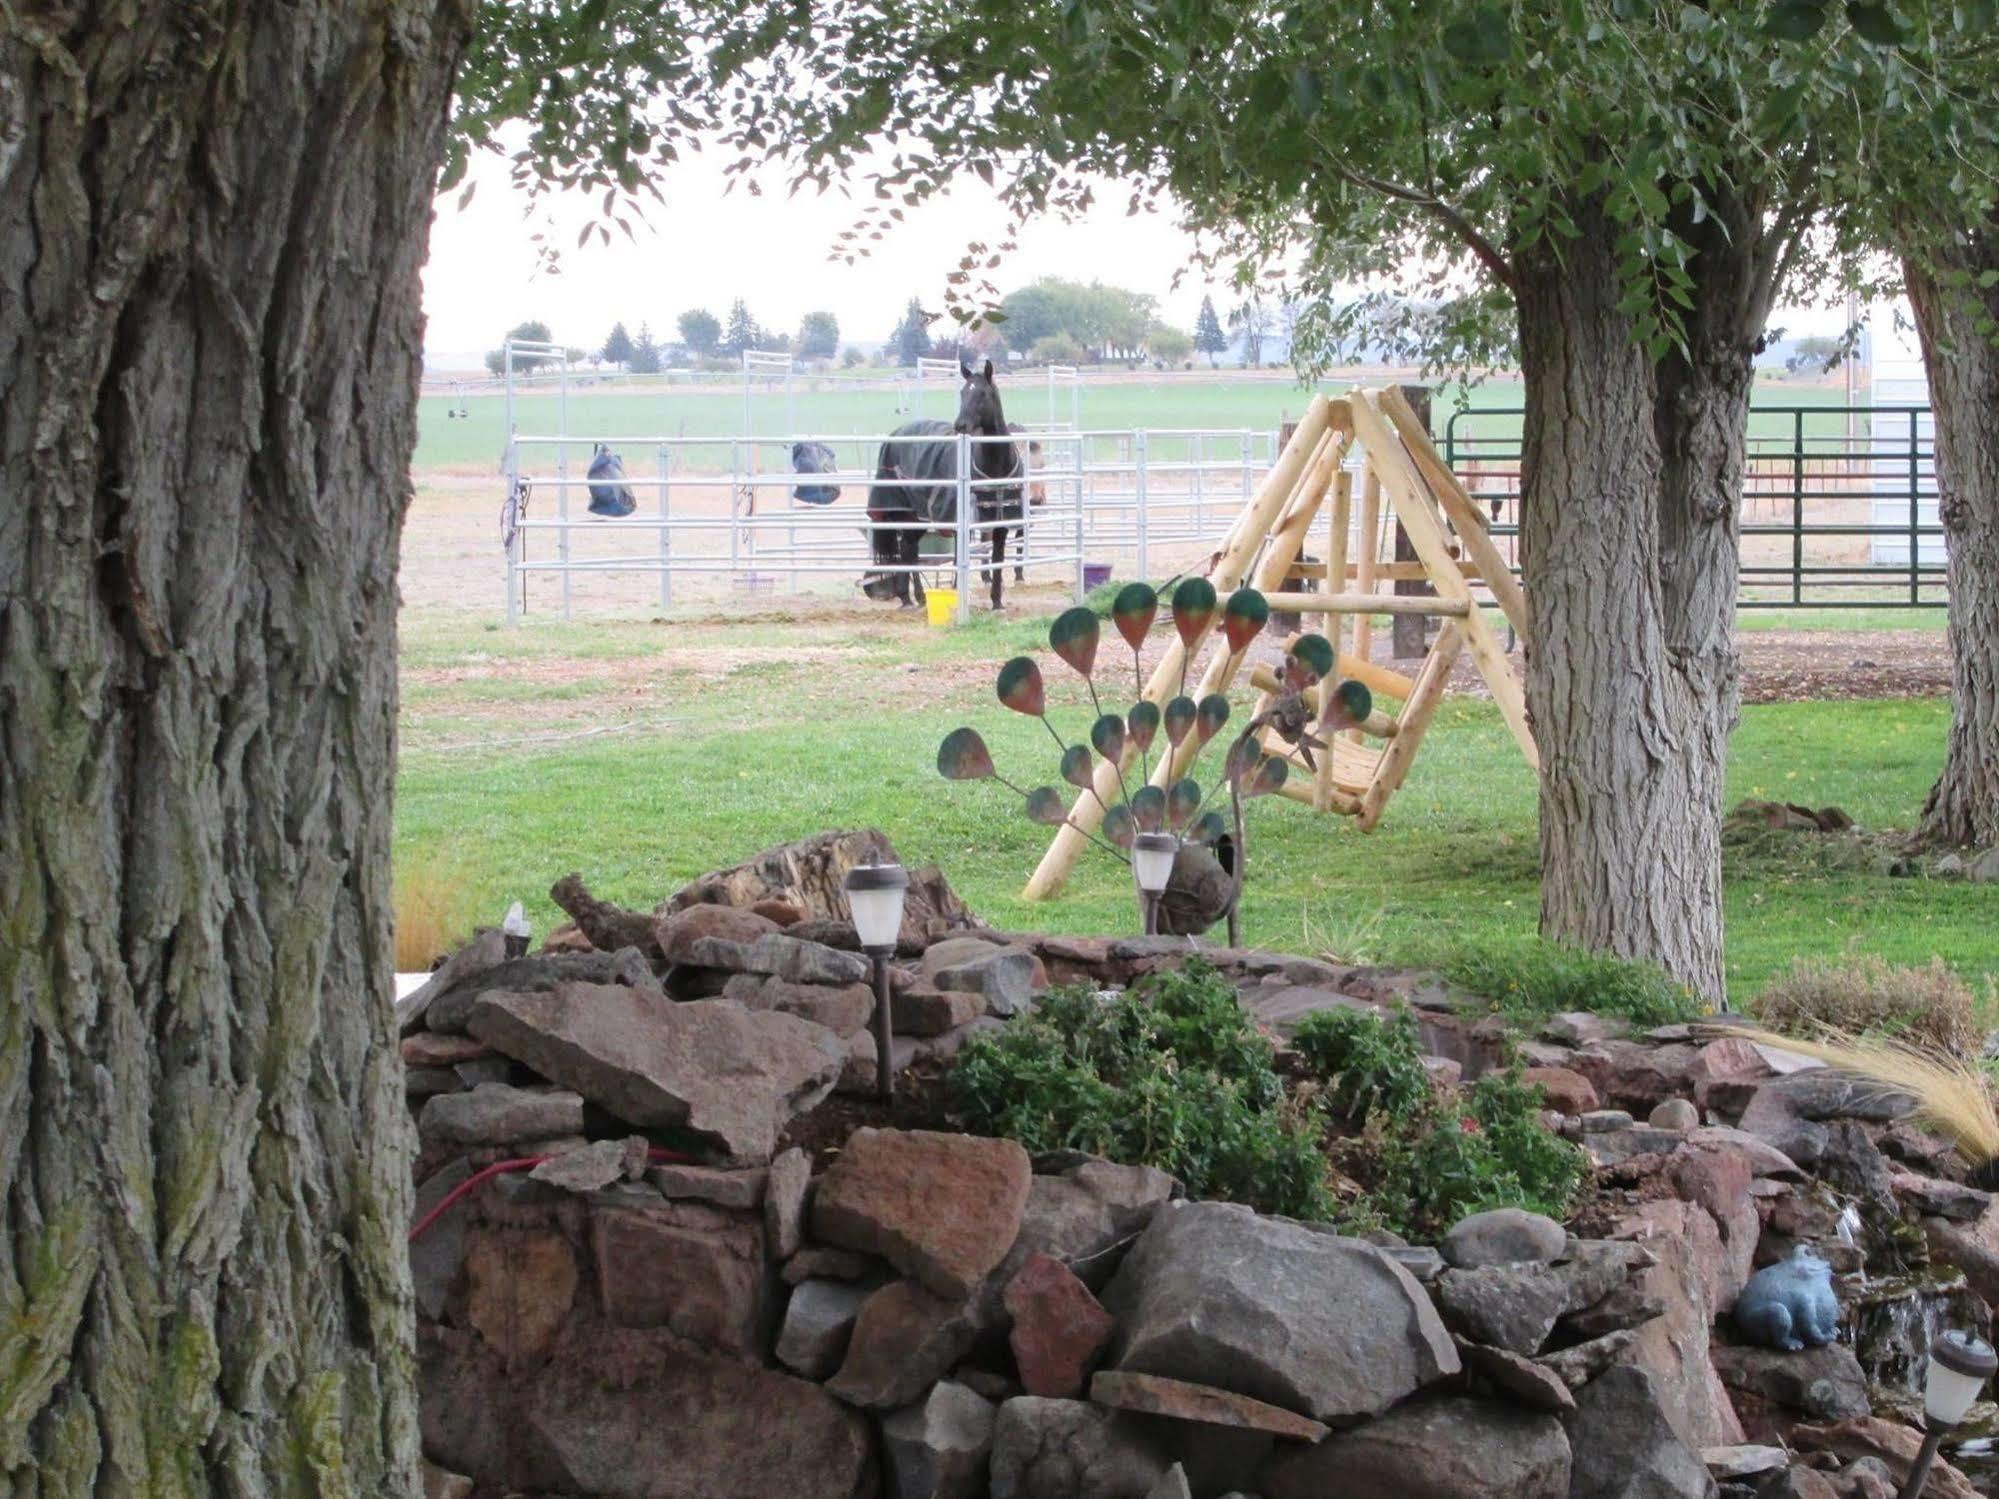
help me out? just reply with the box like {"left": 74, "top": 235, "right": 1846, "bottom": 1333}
{"left": 501, "top": 900, "right": 532, "bottom": 960}
{"left": 843, "top": 858, "right": 910, "bottom": 1104}
{"left": 1900, "top": 1331, "right": 1997, "bottom": 1499}
{"left": 1130, "top": 833, "right": 1178, "bottom": 937}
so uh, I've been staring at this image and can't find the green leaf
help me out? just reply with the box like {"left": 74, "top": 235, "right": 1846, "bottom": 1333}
{"left": 1441, "top": 6, "right": 1511, "bottom": 64}
{"left": 1844, "top": 1, "right": 1907, "bottom": 43}
{"left": 1764, "top": 0, "right": 1831, "bottom": 39}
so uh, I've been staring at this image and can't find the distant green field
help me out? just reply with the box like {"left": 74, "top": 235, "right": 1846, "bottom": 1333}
{"left": 415, "top": 371, "right": 1853, "bottom": 473}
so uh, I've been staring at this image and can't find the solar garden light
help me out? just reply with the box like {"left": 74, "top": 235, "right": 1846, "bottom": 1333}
{"left": 502, "top": 901, "right": 532, "bottom": 960}
{"left": 1130, "top": 833, "right": 1178, "bottom": 937}
{"left": 1900, "top": 1331, "right": 1997, "bottom": 1499}
{"left": 843, "top": 858, "right": 909, "bottom": 1104}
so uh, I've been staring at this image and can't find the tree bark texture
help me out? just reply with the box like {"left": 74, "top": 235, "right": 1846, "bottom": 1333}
{"left": 1514, "top": 194, "right": 1761, "bottom": 1005}
{"left": 0, "top": 5, "right": 470, "bottom": 1494}
{"left": 1905, "top": 219, "right": 1999, "bottom": 849}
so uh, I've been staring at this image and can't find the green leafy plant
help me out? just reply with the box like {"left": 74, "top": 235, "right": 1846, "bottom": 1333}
{"left": 1432, "top": 938, "right": 1705, "bottom": 1030}
{"left": 951, "top": 961, "right": 1331, "bottom": 1218}
{"left": 1360, "top": 1069, "right": 1589, "bottom": 1239}
{"left": 1291, "top": 1007, "right": 1432, "bottom": 1128}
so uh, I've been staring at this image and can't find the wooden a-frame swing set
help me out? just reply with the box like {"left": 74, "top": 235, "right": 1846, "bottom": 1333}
{"left": 1024, "top": 385, "right": 1538, "bottom": 901}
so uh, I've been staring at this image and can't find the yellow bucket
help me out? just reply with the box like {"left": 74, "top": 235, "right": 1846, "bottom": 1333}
{"left": 925, "top": 588, "right": 959, "bottom": 627}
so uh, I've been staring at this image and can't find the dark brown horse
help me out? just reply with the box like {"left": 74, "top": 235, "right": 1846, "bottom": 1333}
{"left": 860, "top": 357, "right": 1024, "bottom": 609}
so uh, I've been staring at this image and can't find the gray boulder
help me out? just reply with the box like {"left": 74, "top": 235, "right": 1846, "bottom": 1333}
{"left": 418, "top": 1083, "right": 583, "bottom": 1148}
{"left": 466, "top": 984, "right": 845, "bottom": 1161}
{"left": 1440, "top": 1208, "right": 1568, "bottom": 1268}
{"left": 1103, "top": 1200, "right": 1459, "bottom": 1423}
{"left": 423, "top": 946, "right": 660, "bottom": 1033}
{"left": 882, "top": 1381, "right": 997, "bottom": 1499}
{"left": 1261, "top": 1395, "right": 1570, "bottom": 1499}
{"left": 935, "top": 950, "right": 1037, "bottom": 1017}
{"left": 1434, "top": 1242, "right": 1644, "bottom": 1355}
{"left": 775, "top": 1279, "right": 870, "bottom": 1380}
{"left": 1566, "top": 1366, "right": 1718, "bottom": 1499}
{"left": 989, "top": 1397, "right": 1171, "bottom": 1499}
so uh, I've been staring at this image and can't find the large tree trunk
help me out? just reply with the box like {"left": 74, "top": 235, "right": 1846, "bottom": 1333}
{"left": 1905, "top": 218, "right": 1999, "bottom": 849}
{"left": 1514, "top": 196, "right": 1757, "bottom": 1005}
{"left": 0, "top": 6, "right": 469, "bottom": 1494}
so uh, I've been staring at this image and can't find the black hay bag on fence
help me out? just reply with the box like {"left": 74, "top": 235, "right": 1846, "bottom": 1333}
{"left": 588, "top": 446, "right": 638, "bottom": 517}
{"left": 792, "top": 441, "right": 841, "bottom": 505}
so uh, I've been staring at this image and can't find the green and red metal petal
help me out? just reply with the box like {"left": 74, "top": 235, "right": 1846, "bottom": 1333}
{"left": 1126, "top": 700, "right": 1160, "bottom": 753}
{"left": 1060, "top": 743, "right": 1095, "bottom": 790}
{"left": 1189, "top": 810, "right": 1227, "bottom": 846}
{"left": 1162, "top": 695, "right": 1198, "bottom": 747}
{"left": 936, "top": 727, "right": 995, "bottom": 781}
{"left": 1290, "top": 632, "right": 1334, "bottom": 682}
{"left": 1194, "top": 693, "right": 1232, "bottom": 745}
{"left": 1130, "top": 784, "right": 1167, "bottom": 833}
{"left": 1102, "top": 804, "right": 1137, "bottom": 850}
{"left": 1224, "top": 732, "right": 1260, "bottom": 784}
{"left": 1090, "top": 713, "right": 1125, "bottom": 763}
{"left": 1112, "top": 583, "right": 1159, "bottom": 653}
{"left": 1249, "top": 756, "right": 1290, "bottom": 798}
{"left": 1166, "top": 778, "right": 1203, "bottom": 829}
{"left": 996, "top": 656, "right": 1046, "bottom": 717}
{"left": 1221, "top": 588, "right": 1270, "bottom": 654}
{"left": 1321, "top": 677, "right": 1374, "bottom": 732}
{"left": 1049, "top": 606, "right": 1101, "bottom": 679}
{"left": 1025, "top": 786, "right": 1069, "bottom": 826}
{"left": 1171, "top": 577, "right": 1218, "bottom": 648}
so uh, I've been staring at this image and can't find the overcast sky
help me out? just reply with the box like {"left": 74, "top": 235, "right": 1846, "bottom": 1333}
{"left": 420, "top": 145, "right": 1856, "bottom": 371}
{"left": 421, "top": 147, "right": 1225, "bottom": 368}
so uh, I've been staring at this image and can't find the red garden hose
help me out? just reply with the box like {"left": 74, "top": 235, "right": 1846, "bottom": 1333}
{"left": 408, "top": 1145, "right": 697, "bottom": 1242}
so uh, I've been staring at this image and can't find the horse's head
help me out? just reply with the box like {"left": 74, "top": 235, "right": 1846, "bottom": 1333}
{"left": 953, "top": 356, "right": 1005, "bottom": 437}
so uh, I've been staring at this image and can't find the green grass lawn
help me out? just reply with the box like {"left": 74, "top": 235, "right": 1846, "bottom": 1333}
{"left": 415, "top": 370, "right": 1854, "bottom": 472}
{"left": 393, "top": 612, "right": 1990, "bottom": 1003}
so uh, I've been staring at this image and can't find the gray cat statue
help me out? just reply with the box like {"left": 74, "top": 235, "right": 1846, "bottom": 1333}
{"left": 1732, "top": 1244, "right": 1841, "bottom": 1351}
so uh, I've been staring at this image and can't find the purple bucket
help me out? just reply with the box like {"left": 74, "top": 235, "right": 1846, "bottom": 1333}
{"left": 1083, "top": 563, "right": 1112, "bottom": 590}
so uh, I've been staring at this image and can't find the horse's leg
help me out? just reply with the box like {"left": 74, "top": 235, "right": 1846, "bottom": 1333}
{"left": 988, "top": 522, "right": 1007, "bottom": 610}
{"left": 902, "top": 526, "right": 925, "bottom": 608}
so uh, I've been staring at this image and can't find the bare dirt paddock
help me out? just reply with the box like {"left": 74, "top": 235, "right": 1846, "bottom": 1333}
{"left": 403, "top": 473, "right": 1950, "bottom": 707}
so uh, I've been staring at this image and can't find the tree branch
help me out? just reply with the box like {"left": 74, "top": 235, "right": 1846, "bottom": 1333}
{"left": 1326, "top": 161, "right": 1517, "bottom": 292}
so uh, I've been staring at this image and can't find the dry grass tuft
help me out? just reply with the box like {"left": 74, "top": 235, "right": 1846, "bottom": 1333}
{"left": 1732, "top": 1024, "right": 1999, "bottom": 1168}
{"left": 394, "top": 855, "right": 476, "bottom": 972}
{"left": 1754, "top": 954, "right": 1984, "bottom": 1058}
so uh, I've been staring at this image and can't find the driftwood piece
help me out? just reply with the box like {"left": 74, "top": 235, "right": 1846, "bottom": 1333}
{"left": 668, "top": 829, "right": 978, "bottom": 947}
{"left": 551, "top": 873, "right": 663, "bottom": 958}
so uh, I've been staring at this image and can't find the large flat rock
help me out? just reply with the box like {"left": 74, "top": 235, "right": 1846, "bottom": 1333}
{"left": 1103, "top": 1200, "right": 1459, "bottom": 1424}
{"left": 812, "top": 1128, "right": 1031, "bottom": 1298}
{"left": 1262, "top": 1395, "right": 1570, "bottom": 1499}
{"left": 465, "top": 983, "right": 844, "bottom": 1162}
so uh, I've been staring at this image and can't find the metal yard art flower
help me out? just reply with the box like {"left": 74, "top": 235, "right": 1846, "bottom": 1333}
{"left": 936, "top": 579, "right": 1372, "bottom": 942}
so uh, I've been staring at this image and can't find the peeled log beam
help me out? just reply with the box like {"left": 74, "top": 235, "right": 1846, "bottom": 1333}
{"left": 1260, "top": 591, "right": 1472, "bottom": 617}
